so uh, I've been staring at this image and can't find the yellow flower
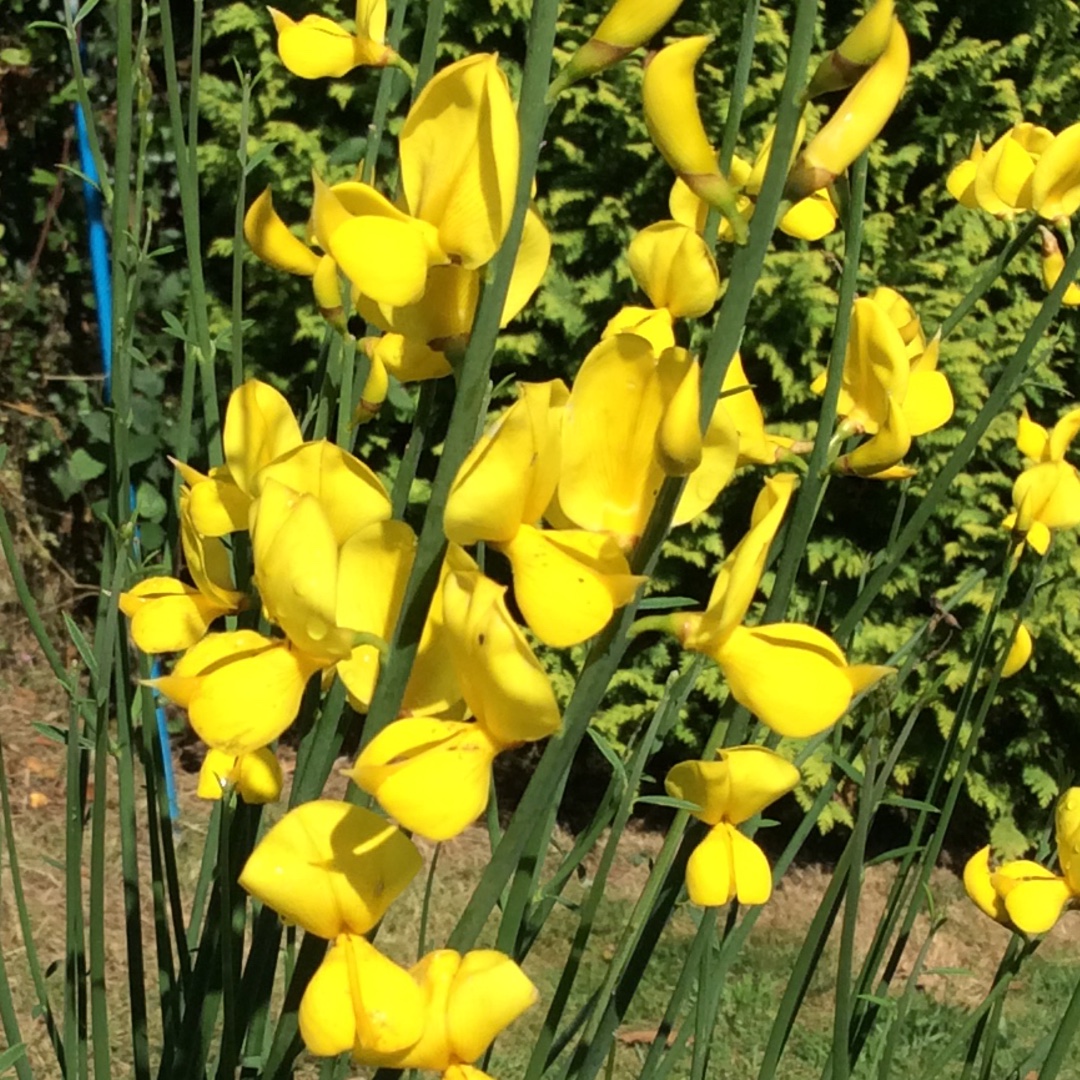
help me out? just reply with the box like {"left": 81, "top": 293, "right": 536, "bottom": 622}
{"left": 149, "top": 631, "right": 322, "bottom": 755}
{"left": 269, "top": 0, "right": 395, "bottom": 79}
{"left": 812, "top": 294, "right": 952, "bottom": 477}
{"left": 642, "top": 37, "right": 747, "bottom": 242}
{"left": 350, "top": 566, "right": 561, "bottom": 839}
{"left": 174, "top": 378, "right": 304, "bottom": 537}
{"left": 1033, "top": 122, "right": 1080, "bottom": 220}
{"left": 964, "top": 789, "right": 1080, "bottom": 935}
{"left": 1004, "top": 406, "right": 1080, "bottom": 552}
{"left": 973, "top": 122, "right": 1054, "bottom": 219}
{"left": 552, "top": 0, "right": 684, "bottom": 91}
{"left": 665, "top": 746, "right": 800, "bottom": 906}
{"left": 676, "top": 475, "right": 892, "bottom": 737}
{"left": 786, "top": 18, "right": 909, "bottom": 199}
{"left": 239, "top": 799, "right": 422, "bottom": 939}
{"left": 557, "top": 333, "right": 738, "bottom": 545}
{"left": 445, "top": 380, "right": 568, "bottom": 547}
{"left": 367, "top": 950, "right": 537, "bottom": 1072}
{"left": 627, "top": 220, "right": 720, "bottom": 319}
{"left": 119, "top": 572, "right": 240, "bottom": 655}
{"left": 299, "top": 933, "right": 426, "bottom": 1060}
{"left": 806, "top": 0, "right": 896, "bottom": 99}
{"left": 196, "top": 747, "right": 284, "bottom": 804}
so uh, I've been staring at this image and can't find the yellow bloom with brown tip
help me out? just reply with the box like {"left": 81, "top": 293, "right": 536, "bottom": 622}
{"left": 551, "top": 0, "right": 683, "bottom": 93}
{"left": 806, "top": 0, "right": 895, "bottom": 98}
{"left": 786, "top": 18, "right": 909, "bottom": 200}
{"left": 666, "top": 746, "right": 800, "bottom": 906}
{"left": 643, "top": 37, "right": 747, "bottom": 243}
{"left": 268, "top": 0, "right": 393, "bottom": 80}
{"left": 1039, "top": 226, "right": 1080, "bottom": 305}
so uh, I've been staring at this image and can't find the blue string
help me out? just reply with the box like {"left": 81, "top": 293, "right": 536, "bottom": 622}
{"left": 72, "top": 33, "right": 181, "bottom": 824}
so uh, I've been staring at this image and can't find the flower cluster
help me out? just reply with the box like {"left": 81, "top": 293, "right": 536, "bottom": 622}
{"left": 116, "top": 0, "right": 954, "bottom": 1064}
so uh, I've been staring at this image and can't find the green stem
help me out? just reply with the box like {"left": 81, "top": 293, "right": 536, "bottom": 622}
{"left": 230, "top": 70, "right": 253, "bottom": 390}
{"left": 361, "top": 0, "right": 411, "bottom": 182}
{"left": 718, "top": 0, "right": 761, "bottom": 175}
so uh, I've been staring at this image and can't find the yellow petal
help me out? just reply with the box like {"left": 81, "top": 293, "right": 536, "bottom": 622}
{"left": 1013, "top": 460, "right": 1080, "bottom": 532}
{"left": 963, "top": 846, "right": 1008, "bottom": 925}
{"left": 120, "top": 577, "right": 230, "bottom": 653}
{"left": 714, "top": 623, "right": 860, "bottom": 738}
{"left": 868, "top": 285, "right": 924, "bottom": 353}
{"left": 298, "top": 943, "right": 357, "bottom": 1057}
{"left": 329, "top": 215, "right": 433, "bottom": 308}
{"left": 502, "top": 206, "right": 552, "bottom": 327}
{"left": 672, "top": 398, "right": 740, "bottom": 524}
{"left": 975, "top": 127, "right": 1037, "bottom": 217}
{"left": 243, "top": 186, "right": 319, "bottom": 276}
{"left": 642, "top": 37, "right": 746, "bottom": 241}
{"left": 198, "top": 747, "right": 284, "bottom": 804}
{"left": 442, "top": 569, "right": 562, "bottom": 746}
{"left": 702, "top": 474, "right": 797, "bottom": 640}
{"left": 445, "top": 380, "right": 568, "bottom": 545}
{"left": 238, "top": 799, "right": 422, "bottom": 938}
{"left": 269, "top": 10, "right": 386, "bottom": 78}
{"left": 628, "top": 220, "right": 720, "bottom": 318}
{"left": 179, "top": 495, "right": 244, "bottom": 608}
{"left": 400, "top": 55, "right": 519, "bottom": 268}
{"left": 839, "top": 297, "right": 910, "bottom": 432}
{"left": 222, "top": 379, "right": 304, "bottom": 496}
{"left": 394, "top": 951, "right": 459, "bottom": 1071}
{"left": 446, "top": 950, "right": 538, "bottom": 1063}
{"left": 838, "top": 396, "right": 911, "bottom": 477}
{"left": 349, "top": 719, "right": 499, "bottom": 841}
{"left": 664, "top": 745, "right": 799, "bottom": 827}
{"left": 365, "top": 263, "right": 480, "bottom": 345}
{"left": 592, "top": 0, "right": 682, "bottom": 49}
{"left": 250, "top": 482, "right": 354, "bottom": 662}
{"left": 152, "top": 632, "right": 320, "bottom": 754}
{"left": 499, "top": 525, "right": 644, "bottom": 647}
{"left": 601, "top": 305, "right": 676, "bottom": 353}
{"left": 994, "top": 863, "right": 1073, "bottom": 935}
{"left": 1002, "top": 622, "right": 1033, "bottom": 678}
{"left": 1033, "top": 122, "right": 1080, "bottom": 220}
{"left": 779, "top": 191, "right": 838, "bottom": 240}
{"left": 362, "top": 333, "right": 452, "bottom": 384}
{"left": 336, "top": 519, "right": 416, "bottom": 640}
{"left": 184, "top": 471, "right": 250, "bottom": 537}
{"left": 1056, "top": 788, "right": 1080, "bottom": 894}
{"left": 720, "top": 353, "right": 773, "bottom": 466}
{"left": 1017, "top": 408, "right": 1050, "bottom": 462}
{"left": 355, "top": 0, "right": 387, "bottom": 42}
{"left": 730, "top": 828, "right": 774, "bottom": 905}
{"left": 946, "top": 156, "right": 980, "bottom": 209}
{"left": 686, "top": 823, "right": 736, "bottom": 907}
{"left": 558, "top": 333, "right": 666, "bottom": 544}
{"left": 655, "top": 348, "right": 704, "bottom": 476}
{"left": 1048, "top": 407, "right": 1080, "bottom": 461}
{"left": 252, "top": 440, "right": 391, "bottom": 544}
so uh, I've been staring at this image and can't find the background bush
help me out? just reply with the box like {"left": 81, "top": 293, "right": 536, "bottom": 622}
{"left": 4, "top": 0, "right": 1080, "bottom": 851}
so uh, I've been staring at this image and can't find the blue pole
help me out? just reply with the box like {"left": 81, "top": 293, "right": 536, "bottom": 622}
{"left": 71, "top": 27, "right": 181, "bottom": 823}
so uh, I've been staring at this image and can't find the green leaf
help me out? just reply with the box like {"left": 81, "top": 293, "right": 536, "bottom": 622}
{"left": 0, "top": 48, "right": 31, "bottom": 66}
{"left": 68, "top": 448, "right": 107, "bottom": 483}
{"left": 0, "top": 1042, "right": 27, "bottom": 1072}
{"left": 134, "top": 481, "right": 168, "bottom": 524}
